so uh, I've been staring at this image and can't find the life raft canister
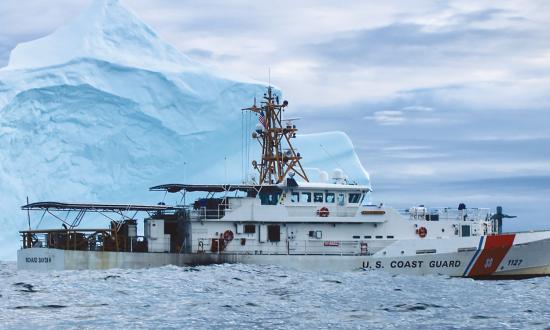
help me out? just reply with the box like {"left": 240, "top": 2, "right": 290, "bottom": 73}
{"left": 223, "top": 230, "right": 234, "bottom": 241}
{"left": 317, "top": 207, "right": 330, "bottom": 217}
{"left": 416, "top": 226, "right": 427, "bottom": 238}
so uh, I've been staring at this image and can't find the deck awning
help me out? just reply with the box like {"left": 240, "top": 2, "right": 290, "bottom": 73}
{"left": 21, "top": 202, "right": 178, "bottom": 212}
{"left": 149, "top": 183, "right": 281, "bottom": 193}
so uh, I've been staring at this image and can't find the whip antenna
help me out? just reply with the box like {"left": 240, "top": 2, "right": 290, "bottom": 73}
{"left": 26, "top": 196, "right": 31, "bottom": 230}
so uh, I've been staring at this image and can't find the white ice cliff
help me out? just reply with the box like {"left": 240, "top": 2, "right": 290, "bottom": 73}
{"left": 0, "top": 0, "right": 369, "bottom": 259}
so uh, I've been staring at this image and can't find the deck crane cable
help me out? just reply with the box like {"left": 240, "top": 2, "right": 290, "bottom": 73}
{"left": 179, "top": 191, "right": 185, "bottom": 205}
{"left": 319, "top": 143, "right": 351, "bottom": 182}
{"left": 248, "top": 108, "right": 252, "bottom": 182}
{"left": 245, "top": 107, "right": 252, "bottom": 183}
{"left": 36, "top": 210, "right": 46, "bottom": 229}
{"left": 26, "top": 196, "right": 31, "bottom": 230}
{"left": 241, "top": 110, "right": 244, "bottom": 183}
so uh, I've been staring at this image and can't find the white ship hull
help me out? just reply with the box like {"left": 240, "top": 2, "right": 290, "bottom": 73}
{"left": 364, "top": 231, "right": 550, "bottom": 279}
{"left": 17, "top": 248, "right": 367, "bottom": 272}
{"left": 18, "top": 231, "right": 550, "bottom": 279}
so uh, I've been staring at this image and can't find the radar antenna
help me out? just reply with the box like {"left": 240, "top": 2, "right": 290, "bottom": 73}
{"left": 243, "top": 86, "right": 309, "bottom": 185}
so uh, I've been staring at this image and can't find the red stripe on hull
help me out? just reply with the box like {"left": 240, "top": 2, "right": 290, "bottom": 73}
{"left": 468, "top": 234, "right": 515, "bottom": 277}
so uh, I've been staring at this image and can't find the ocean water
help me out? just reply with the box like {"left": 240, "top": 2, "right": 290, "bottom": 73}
{"left": 1, "top": 262, "right": 549, "bottom": 329}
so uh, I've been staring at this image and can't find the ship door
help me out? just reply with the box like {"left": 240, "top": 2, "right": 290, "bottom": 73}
{"left": 461, "top": 225, "right": 471, "bottom": 237}
{"left": 287, "top": 226, "right": 300, "bottom": 254}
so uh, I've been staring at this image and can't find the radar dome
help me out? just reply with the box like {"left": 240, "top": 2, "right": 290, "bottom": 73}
{"left": 332, "top": 169, "right": 344, "bottom": 181}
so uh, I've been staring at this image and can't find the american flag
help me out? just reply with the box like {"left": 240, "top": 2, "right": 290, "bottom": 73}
{"left": 259, "top": 110, "right": 267, "bottom": 128}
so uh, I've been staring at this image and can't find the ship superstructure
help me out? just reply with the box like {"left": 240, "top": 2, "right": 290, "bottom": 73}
{"left": 17, "top": 87, "right": 550, "bottom": 278}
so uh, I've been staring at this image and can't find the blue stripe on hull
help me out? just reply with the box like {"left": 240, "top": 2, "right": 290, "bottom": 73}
{"left": 463, "top": 236, "right": 485, "bottom": 277}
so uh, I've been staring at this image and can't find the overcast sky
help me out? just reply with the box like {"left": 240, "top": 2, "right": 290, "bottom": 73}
{"left": 1, "top": 0, "right": 549, "bottom": 227}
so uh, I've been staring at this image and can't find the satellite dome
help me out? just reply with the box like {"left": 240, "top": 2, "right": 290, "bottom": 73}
{"left": 332, "top": 169, "right": 344, "bottom": 180}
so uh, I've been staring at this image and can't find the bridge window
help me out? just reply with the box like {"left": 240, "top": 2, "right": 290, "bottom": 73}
{"left": 337, "top": 193, "right": 345, "bottom": 206}
{"left": 348, "top": 193, "right": 361, "bottom": 204}
{"left": 290, "top": 192, "right": 299, "bottom": 203}
{"left": 325, "top": 193, "right": 335, "bottom": 203}
{"left": 260, "top": 191, "right": 281, "bottom": 205}
{"left": 313, "top": 192, "right": 323, "bottom": 203}
{"left": 301, "top": 192, "right": 312, "bottom": 203}
{"left": 353, "top": 235, "right": 360, "bottom": 239}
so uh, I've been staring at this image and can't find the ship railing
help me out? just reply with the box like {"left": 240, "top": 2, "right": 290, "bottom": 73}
{"left": 402, "top": 207, "right": 491, "bottom": 222}
{"left": 190, "top": 204, "right": 233, "bottom": 220}
{"left": 287, "top": 240, "right": 368, "bottom": 256}
{"left": 197, "top": 239, "right": 373, "bottom": 256}
{"left": 19, "top": 229, "right": 147, "bottom": 252}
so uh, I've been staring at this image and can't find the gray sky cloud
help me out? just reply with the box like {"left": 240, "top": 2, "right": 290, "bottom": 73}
{"left": 308, "top": 22, "right": 535, "bottom": 67}
{"left": 2, "top": 0, "right": 549, "bottom": 108}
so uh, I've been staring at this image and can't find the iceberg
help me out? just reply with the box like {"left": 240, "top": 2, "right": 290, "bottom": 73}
{"left": 0, "top": 0, "right": 369, "bottom": 259}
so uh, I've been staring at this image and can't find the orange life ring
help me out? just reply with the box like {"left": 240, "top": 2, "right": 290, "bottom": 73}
{"left": 223, "top": 230, "right": 234, "bottom": 241}
{"left": 317, "top": 207, "right": 330, "bottom": 217}
{"left": 416, "top": 226, "right": 427, "bottom": 238}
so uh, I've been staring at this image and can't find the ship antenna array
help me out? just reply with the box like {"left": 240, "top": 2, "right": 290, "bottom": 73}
{"left": 242, "top": 86, "right": 309, "bottom": 185}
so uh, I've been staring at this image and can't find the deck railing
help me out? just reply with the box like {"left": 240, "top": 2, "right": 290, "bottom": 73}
{"left": 190, "top": 205, "right": 232, "bottom": 220}
{"left": 20, "top": 230, "right": 146, "bottom": 252}
{"left": 196, "top": 239, "right": 372, "bottom": 256}
{"left": 402, "top": 207, "right": 491, "bottom": 222}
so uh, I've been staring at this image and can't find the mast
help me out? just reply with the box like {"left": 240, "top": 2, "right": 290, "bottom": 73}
{"left": 243, "top": 86, "right": 309, "bottom": 185}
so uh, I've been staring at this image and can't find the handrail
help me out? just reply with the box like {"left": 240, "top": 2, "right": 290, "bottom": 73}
{"left": 194, "top": 239, "right": 371, "bottom": 256}
{"left": 190, "top": 205, "right": 233, "bottom": 220}
{"left": 20, "top": 230, "right": 146, "bottom": 252}
{"left": 20, "top": 228, "right": 110, "bottom": 234}
{"left": 402, "top": 207, "right": 492, "bottom": 221}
